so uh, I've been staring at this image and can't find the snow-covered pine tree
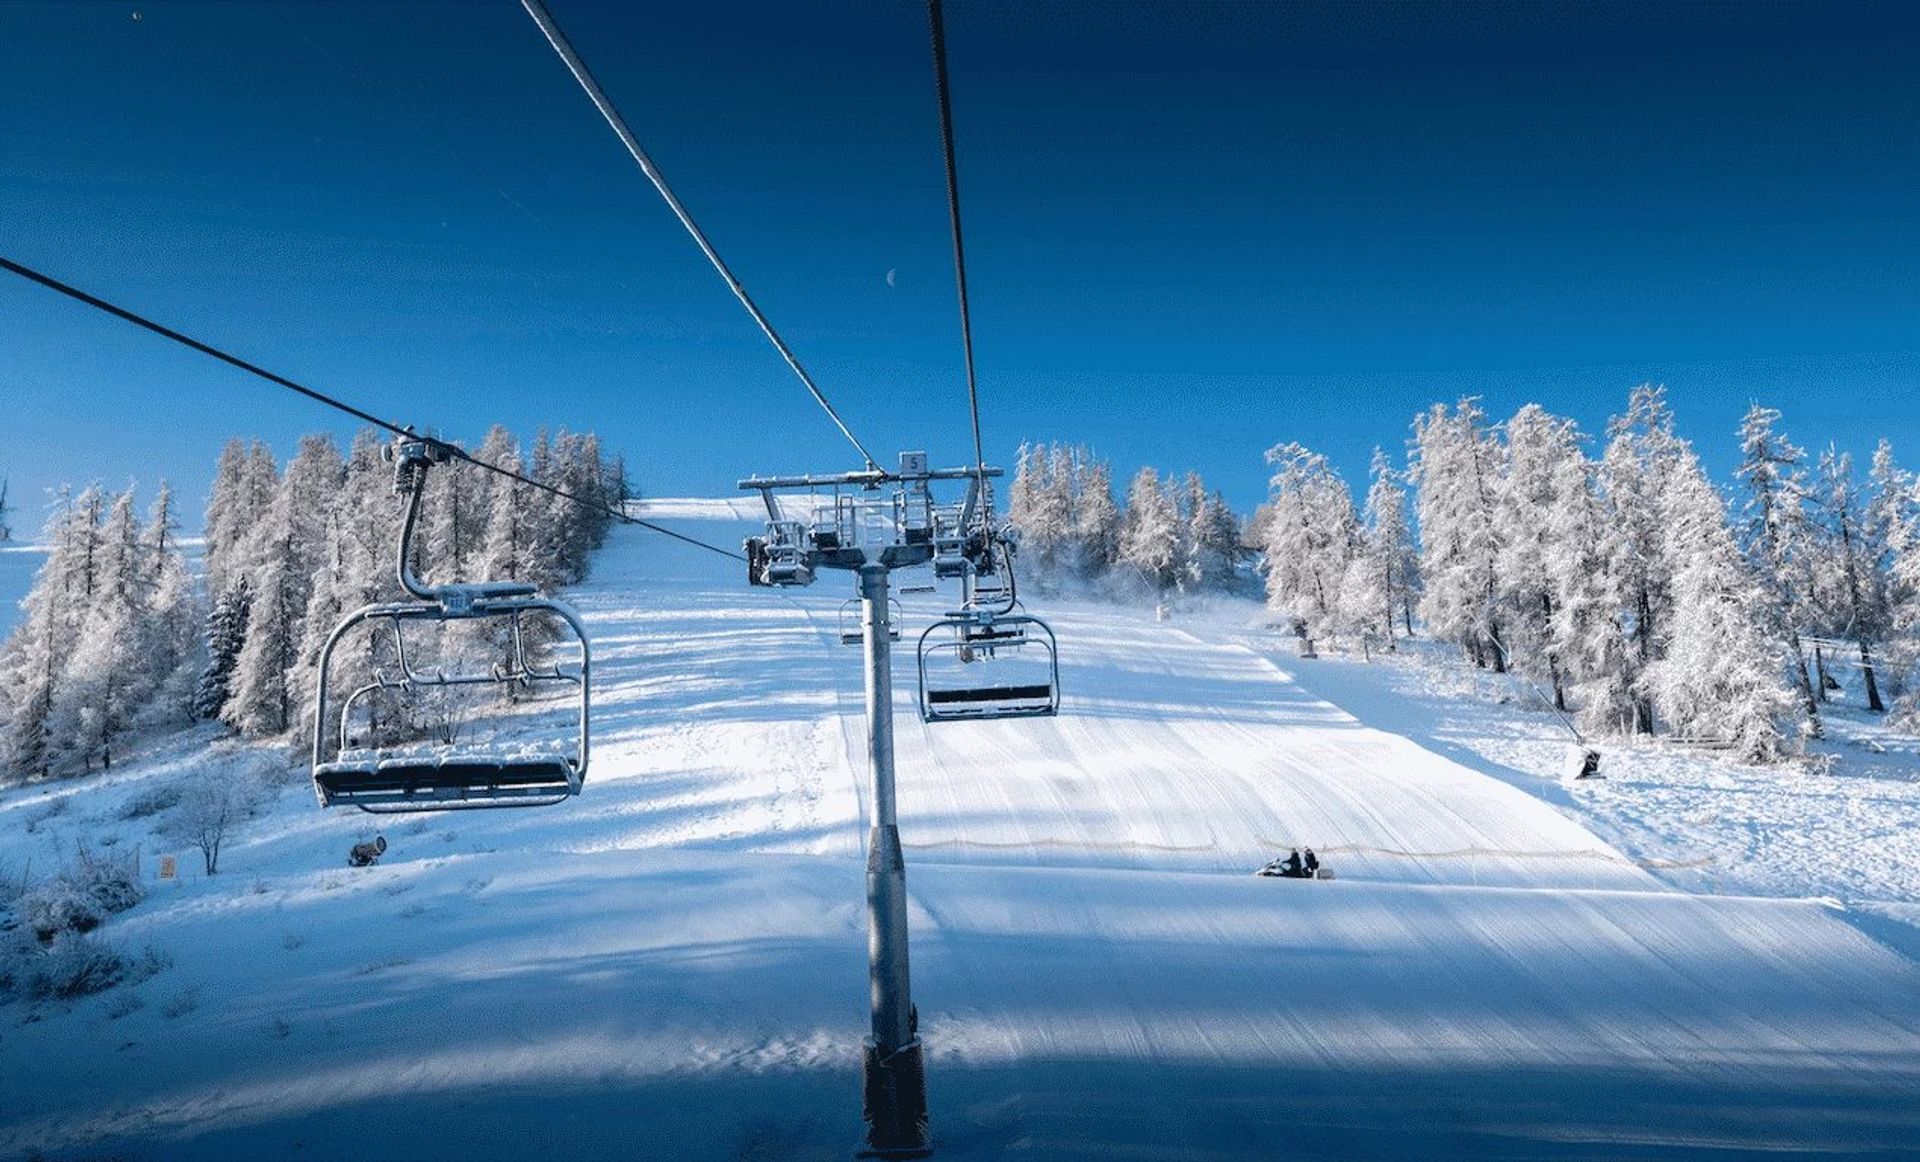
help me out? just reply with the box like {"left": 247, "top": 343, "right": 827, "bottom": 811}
{"left": 1259, "top": 442, "right": 1356, "bottom": 650}
{"left": 201, "top": 438, "right": 249, "bottom": 596}
{"left": 1411, "top": 399, "right": 1507, "bottom": 670}
{"left": 1008, "top": 443, "right": 1072, "bottom": 580}
{"left": 1363, "top": 448, "right": 1419, "bottom": 642}
{"left": 1348, "top": 449, "right": 1415, "bottom": 650}
{"left": 1175, "top": 472, "right": 1239, "bottom": 593}
{"left": 1071, "top": 454, "right": 1121, "bottom": 578}
{"left": 1810, "top": 444, "right": 1891, "bottom": 712}
{"left": 63, "top": 485, "right": 106, "bottom": 616}
{"left": 223, "top": 435, "right": 341, "bottom": 738}
{"left": 1648, "top": 447, "right": 1797, "bottom": 760}
{"left": 0, "top": 492, "right": 81, "bottom": 780}
{"left": 1332, "top": 525, "right": 1388, "bottom": 652}
{"left": 1041, "top": 444, "right": 1080, "bottom": 579}
{"left": 1495, "top": 405, "right": 1586, "bottom": 708}
{"left": 1534, "top": 435, "right": 1631, "bottom": 735}
{"left": 1866, "top": 442, "right": 1918, "bottom": 721}
{"left": 1735, "top": 405, "right": 1823, "bottom": 734}
{"left": 543, "top": 430, "right": 607, "bottom": 584}
{"left": 1118, "top": 466, "right": 1182, "bottom": 595}
{"left": 193, "top": 579, "right": 250, "bottom": 722}
{"left": 1595, "top": 385, "right": 1688, "bottom": 735}
{"left": 141, "top": 482, "right": 203, "bottom": 728}
{"left": 53, "top": 489, "right": 146, "bottom": 772}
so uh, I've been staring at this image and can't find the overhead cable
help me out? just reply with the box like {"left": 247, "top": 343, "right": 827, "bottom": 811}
{"left": 0, "top": 254, "right": 747, "bottom": 562}
{"left": 519, "top": 0, "right": 881, "bottom": 472}
{"left": 927, "top": 0, "right": 988, "bottom": 485}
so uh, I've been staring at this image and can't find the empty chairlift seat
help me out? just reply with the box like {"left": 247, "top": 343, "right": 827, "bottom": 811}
{"left": 310, "top": 437, "right": 592, "bottom": 813}
{"left": 916, "top": 613, "right": 1059, "bottom": 722}
{"left": 839, "top": 597, "right": 904, "bottom": 645}
{"left": 314, "top": 752, "right": 581, "bottom": 810}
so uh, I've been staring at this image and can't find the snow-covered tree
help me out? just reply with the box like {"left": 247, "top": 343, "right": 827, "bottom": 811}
{"left": 1648, "top": 449, "right": 1797, "bottom": 760}
{"left": 202, "top": 439, "right": 277, "bottom": 598}
{"left": 1007, "top": 443, "right": 1080, "bottom": 581}
{"left": 53, "top": 489, "right": 145, "bottom": 772}
{"left": 1594, "top": 385, "right": 1689, "bottom": 735}
{"left": 223, "top": 436, "right": 341, "bottom": 738}
{"left": 1259, "top": 442, "right": 1356, "bottom": 650}
{"left": 1177, "top": 472, "right": 1240, "bottom": 593}
{"left": 1411, "top": 399, "right": 1507, "bottom": 669}
{"left": 141, "top": 483, "right": 204, "bottom": 729}
{"left": 1119, "top": 467, "right": 1182, "bottom": 594}
{"left": 1520, "top": 433, "right": 1631, "bottom": 736}
{"left": 193, "top": 580, "right": 250, "bottom": 723}
{"left": 1735, "top": 405, "right": 1823, "bottom": 734}
{"left": 1336, "top": 449, "right": 1416, "bottom": 650}
{"left": 1072, "top": 456, "right": 1121, "bottom": 577}
{"left": 1495, "top": 406, "right": 1587, "bottom": 708}
{"left": 0, "top": 494, "right": 79, "bottom": 780}
{"left": 1809, "top": 444, "right": 1891, "bottom": 711}
{"left": 1867, "top": 443, "right": 1919, "bottom": 723}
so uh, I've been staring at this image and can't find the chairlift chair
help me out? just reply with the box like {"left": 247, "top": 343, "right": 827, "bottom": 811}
{"left": 916, "top": 612, "right": 1059, "bottom": 722}
{"left": 311, "top": 438, "right": 591, "bottom": 812}
{"left": 839, "top": 596, "right": 904, "bottom": 646}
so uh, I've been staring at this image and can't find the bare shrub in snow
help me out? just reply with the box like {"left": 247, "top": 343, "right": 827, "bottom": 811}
{"left": 17, "top": 842, "right": 143, "bottom": 943}
{"left": 31, "top": 932, "right": 129, "bottom": 1000}
{"left": 173, "top": 770, "right": 258, "bottom": 875}
{"left": 120, "top": 781, "right": 184, "bottom": 820}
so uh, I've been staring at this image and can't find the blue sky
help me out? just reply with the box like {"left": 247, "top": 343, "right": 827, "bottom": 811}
{"left": 2, "top": 0, "right": 1916, "bottom": 536}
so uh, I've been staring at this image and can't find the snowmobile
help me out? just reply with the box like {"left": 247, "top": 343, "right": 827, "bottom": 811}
{"left": 1256, "top": 848, "right": 1334, "bottom": 880}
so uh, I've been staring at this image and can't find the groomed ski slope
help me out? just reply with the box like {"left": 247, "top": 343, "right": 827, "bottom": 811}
{"left": 3, "top": 499, "right": 1918, "bottom": 1160}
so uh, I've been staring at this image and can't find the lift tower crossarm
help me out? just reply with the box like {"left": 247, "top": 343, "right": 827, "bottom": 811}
{"left": 737, "top": 464, "right": 1001, "bottom": 491}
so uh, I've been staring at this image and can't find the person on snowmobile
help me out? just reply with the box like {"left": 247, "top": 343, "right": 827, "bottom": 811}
{"left": 1280, "top": 849, "right": 1304, "bottom": 877}
{"left": 1303, "top": 849, "right": 1320, "bottom": 878}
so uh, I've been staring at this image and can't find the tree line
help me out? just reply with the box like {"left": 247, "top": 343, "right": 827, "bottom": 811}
{"left": 1257, "top": 385, "right": 1920, "bottom": 759}
{"left": 0, "top": 427, "right": 625, "bottom": 783}
{"left": 1007, "top": 443, "right": 1246, "bottom": 597}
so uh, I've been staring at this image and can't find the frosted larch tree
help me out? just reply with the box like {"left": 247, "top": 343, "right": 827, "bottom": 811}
{"left": 1119, "top": 466, "right": 1182, "bottom": 595}
{"left": 1260, "top": 442, "right": 1356, "bottom": 652}
{"left": 1411, "top": 399, "right": 1507, "bottom": 670}
{"left": 1649, "top": 447, "right": 1796, "bottom": 759}
{"left": 1735, "top": 405, "right": 1823, "bottom": 734}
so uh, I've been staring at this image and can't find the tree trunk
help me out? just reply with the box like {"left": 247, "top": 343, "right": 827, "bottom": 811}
{"left": 1814, "top": 644, "right": 1830, "bottom": 703}
{"left": 1787, "top": 630, "right": 1823, "bottom": 737}
{"left": 1861, "top": 640, "right": 1885, "bottom": 712}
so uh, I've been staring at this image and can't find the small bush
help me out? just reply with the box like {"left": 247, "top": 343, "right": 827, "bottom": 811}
{"left": 69, "top": 842, "right": 143, "bottom": 915}
{"left": 18, "top": 843, "right": 143, "bottom": 943}
{"left": 120, "top": 782, "right": 184, "bottom": 820}
{"left": 28, "top": 932, "right": 128, "bottom": 1001}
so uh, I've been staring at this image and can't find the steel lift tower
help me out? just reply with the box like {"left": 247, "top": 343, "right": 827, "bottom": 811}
{"left": 742, "top": 452, "right": 1010, "bottom": 1158}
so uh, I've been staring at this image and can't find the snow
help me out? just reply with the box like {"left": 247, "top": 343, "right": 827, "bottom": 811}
{"left": 3, "top": 501, "right": 1918, "bottom": 1159}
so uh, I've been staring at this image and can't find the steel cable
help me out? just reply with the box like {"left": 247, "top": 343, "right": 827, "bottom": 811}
{"left": 0, "top": 254, "right": 746, "bottom": 562}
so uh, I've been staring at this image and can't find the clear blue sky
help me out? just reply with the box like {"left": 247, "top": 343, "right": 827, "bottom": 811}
{"left": 3, "top": 0, "right": 1916, "bottom": 536}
